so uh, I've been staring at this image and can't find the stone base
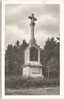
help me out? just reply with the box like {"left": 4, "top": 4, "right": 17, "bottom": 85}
{"left": 22, "top": 65, "right": 44, "bottom": 79}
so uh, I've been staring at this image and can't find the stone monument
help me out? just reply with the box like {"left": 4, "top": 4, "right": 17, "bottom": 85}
{"left": 22, "top": 13, "right": 44, "bottom": 78}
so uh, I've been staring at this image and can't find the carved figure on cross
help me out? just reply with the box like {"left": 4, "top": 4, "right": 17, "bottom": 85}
{"left": 28, "top": 13, "right": 37, "bottom": 25}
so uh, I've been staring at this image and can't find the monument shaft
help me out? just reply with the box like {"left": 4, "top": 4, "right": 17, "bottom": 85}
{"left": 29, "top": 13, "right": 37, "bottom": 43}
{"left": 30, "top": 22, "right": 35, "bottom": 42}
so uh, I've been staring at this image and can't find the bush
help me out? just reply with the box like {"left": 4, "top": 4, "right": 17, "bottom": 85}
{"left": 5, "top": 75, "right": 59, "bottom": 89}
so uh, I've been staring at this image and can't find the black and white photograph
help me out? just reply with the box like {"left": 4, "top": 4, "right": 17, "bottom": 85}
{"left": 5, "top": 4, "right": 60, "bottom": 95}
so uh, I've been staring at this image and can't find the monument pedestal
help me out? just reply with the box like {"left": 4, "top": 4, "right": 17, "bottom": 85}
{"left": 23, "top": 64, "right": 43, "bottom": 78}
{"left": 22, "top": 43, "right": 44, "bottom": 79}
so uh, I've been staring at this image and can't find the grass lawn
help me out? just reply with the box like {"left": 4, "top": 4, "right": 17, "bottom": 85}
{"left": 5, "top": 75, "right": 60, "bottom": 95}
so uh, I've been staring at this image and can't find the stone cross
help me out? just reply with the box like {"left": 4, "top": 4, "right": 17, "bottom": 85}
{"left": 28, "top": 13, "right": 37, "bottom": 44}
{"left": 28, "top": 13, "right": 37, "bottom": 24}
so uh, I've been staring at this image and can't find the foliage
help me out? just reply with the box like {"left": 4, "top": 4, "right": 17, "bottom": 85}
{"left": 5, "top": 37, "right": 60, "bottom": 81}
{"left": 5, "top": 75, "right": 59, "bottom": 89}
{"left": 5, "top": 40, "right": 28, "bottom": 75}
{"left": 40, "top": 37, "right": 60, "bottom": 80}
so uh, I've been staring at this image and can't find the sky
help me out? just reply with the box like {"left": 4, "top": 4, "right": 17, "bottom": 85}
{"left": 5, "top": 4, "right": 60, "bottom": 48}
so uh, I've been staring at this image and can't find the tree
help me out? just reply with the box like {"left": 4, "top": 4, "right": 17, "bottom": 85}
{"left": 16, "top": 40, "right": 20, "bottom": 47}
{"left": 5, "top": 38, "right": 60, "bottom": 81}
{"left": 41, "top": 37, "right": 60, "bottom": 80}
{"left": 5, "top": 40, "right": 28, "bottom": 76}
